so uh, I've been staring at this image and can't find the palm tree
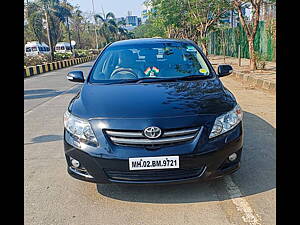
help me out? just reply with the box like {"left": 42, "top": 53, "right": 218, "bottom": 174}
{"left": 57, "top": 0, "right": 74, "bottom": 54}
{"left": 94, "top": 12, "right": 118, "bottom": 44}
{"left": 26, "top": 2, "right": 45, "bottom": 44}
{"left": 25, "top": 0, "right": 73, "bottom": 60}
{"left": 94, "top": 12, "right": 135, "bottom": 44}
{"left": 26, "top": 0, "right": 56, "bottom": 60}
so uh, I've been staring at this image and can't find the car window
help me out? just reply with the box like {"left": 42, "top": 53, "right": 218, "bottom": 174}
{"left": 26, "top": 47, "right": 31, "bottom": 52}
{"left": 89, "top": 42, "right": 211, "bottom": 83}
{"left": 32, "top": 46, "right": 37, "bottom": 51}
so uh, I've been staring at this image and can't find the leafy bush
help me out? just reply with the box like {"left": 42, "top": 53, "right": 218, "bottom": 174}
{"left": 74, "top": 49, "right": 88, "bottom": 58}
{"left": 24, "top": 50, "right": 95, "bottom": 67}
{"left": 254, "top": 51, "right": 268, "bottom": 70}
{"left": 88, "top": 49, "right": 101, "bottom": 55}
{"left": 24, "top": 54, "right": 51, "bottom": 67}
{"left": 54, "top": 52, "right": 73, "bottom": 61}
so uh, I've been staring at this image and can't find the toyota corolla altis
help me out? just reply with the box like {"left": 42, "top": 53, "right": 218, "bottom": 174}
{"left": 63, "top": 38, "right": 243, "bottom": 184}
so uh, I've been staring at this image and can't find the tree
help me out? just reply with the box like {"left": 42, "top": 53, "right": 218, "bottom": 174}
{"left": 94, "top": 12, "right": 116, "bottom": 44}
{"left": 94, "top": 12, "right": 131, "bottom": 44}
{"left": 133, "top": 19, "right": 166, "bottom": 38}
{"left": 58, "top": 0, "right": 74, "bottom": 54}
{"left": 71, "top": 8, "right": 84, "bottom": 48}
{"left": 215, "top": 23, "right": 231, "bottom": 63}
{"left": 185, "top": 0, "right": 232, "bottom": 56}
{"left": 24, "top": 0, "right": 133, "bottom": 55}
{"left": 147, "top": 0, "right": 232, "bottom": 56}
{"left": 232, "top": 0, "right": 263, "bottom": 70}
{"left": 24, "top": 0, "right": 74, "bottom": 60}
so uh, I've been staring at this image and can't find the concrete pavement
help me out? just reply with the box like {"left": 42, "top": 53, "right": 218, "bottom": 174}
{"left": 209, "top": 55, "right": 276, "bottom": 94}
{"left": 24, "top": 61, "right": 275, "bottom": 225}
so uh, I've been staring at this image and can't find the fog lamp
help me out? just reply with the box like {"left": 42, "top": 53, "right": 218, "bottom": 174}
{"left": 228, "top": 153, "right": 237, "bottom": 162}
{"left": 71, "top": 158, "right": 80, "bottom": 168}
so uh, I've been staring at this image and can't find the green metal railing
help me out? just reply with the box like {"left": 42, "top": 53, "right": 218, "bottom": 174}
{"left": 207, "top": 21, "right": 276, "bottom": 61}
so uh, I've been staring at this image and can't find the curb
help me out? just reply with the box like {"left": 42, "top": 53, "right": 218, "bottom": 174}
{"left": 230, "top": 71, "right": 276, "bottom": 94}
{"left": 24, "top": 55, "right": 97, "bottom": 78}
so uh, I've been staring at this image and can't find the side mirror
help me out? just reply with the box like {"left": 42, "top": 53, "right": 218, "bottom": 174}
{"left": 217, "top": 65, "right": 233, "bottom": 77}
{"left": 67, "top": 71, "right": 84, "bottom": 83}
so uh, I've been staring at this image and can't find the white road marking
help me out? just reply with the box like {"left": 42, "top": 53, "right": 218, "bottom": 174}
{"left": 224, "top": 176, "right": 262, "bottom": 225}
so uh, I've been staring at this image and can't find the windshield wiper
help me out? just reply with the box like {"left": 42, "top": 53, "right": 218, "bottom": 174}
{"left": 135, "top": 75, "right": 210, "bottom": 83}
{"left": 126, "top": 75, "right": 210, "bottom": 84}
{"left": 98, "top": 75, "right": 210, "bottom": 85}
{"left": 135, "top": 77, "right": 167, "bottom": 84}
{"left": 176, "top": 75, "right": 210, "bottom": 80}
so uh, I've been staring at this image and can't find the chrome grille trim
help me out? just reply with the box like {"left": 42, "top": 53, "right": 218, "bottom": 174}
{"left": 110, "top": 134, "right": 196, "bottom": 145}
{"left": 105, "top": 127, "right": 202, "bottom": 146}
{"left": 106, "top": 130, "right": 143, "bottom": 138}
{"left": 162, "top": 128, "right": 199, "bottom": 137}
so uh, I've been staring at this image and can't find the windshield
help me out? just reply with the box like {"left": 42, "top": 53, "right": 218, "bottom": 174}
{"left": 89, "top": 42, "right": 212, "bottom": 83}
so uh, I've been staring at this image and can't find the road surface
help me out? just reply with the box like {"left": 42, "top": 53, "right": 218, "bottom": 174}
{"left": 24, "top": 61, "right": 275, "bottom": 225}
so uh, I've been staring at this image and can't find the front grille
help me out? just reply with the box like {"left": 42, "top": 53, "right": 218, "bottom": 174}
{"left": 105, "top": 127, "right": 202, "bottom": 147}
{"left": 104, "top": 167, "right": 206, "bottom": 182}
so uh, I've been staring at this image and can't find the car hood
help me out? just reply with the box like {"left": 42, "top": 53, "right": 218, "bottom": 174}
{"left": 69, "top": 78, "right": 236, "bottom": 119}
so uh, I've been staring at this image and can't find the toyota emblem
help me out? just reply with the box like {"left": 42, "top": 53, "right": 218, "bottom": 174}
{"left": 143, "top": 126, "right": 162, "bottom": 139}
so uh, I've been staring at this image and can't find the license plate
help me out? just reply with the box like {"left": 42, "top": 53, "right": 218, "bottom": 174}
{"left": 129, "top": 156, "right": 179, "bottom": 170}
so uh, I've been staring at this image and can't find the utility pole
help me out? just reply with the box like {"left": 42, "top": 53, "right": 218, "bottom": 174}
{"left": 91, "top": 0, "right": 99, "bottom": 49}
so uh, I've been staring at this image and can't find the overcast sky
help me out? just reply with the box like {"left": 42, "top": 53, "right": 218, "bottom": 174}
{"left": 69, "top": 0, "right": 146, "bottom": 18}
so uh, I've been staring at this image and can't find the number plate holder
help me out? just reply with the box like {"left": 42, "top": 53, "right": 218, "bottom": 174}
{"left": 129, "top": 156, "right": 179, "bottom": 171}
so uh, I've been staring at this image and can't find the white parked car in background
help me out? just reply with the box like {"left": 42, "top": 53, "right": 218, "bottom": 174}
{"left": 25, "top": 41, "right": 51, "bottom": 56}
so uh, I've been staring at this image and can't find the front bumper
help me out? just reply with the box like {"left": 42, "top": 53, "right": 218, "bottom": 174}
{"left": 64, "top": 123, "right": 243, "bottom": 184}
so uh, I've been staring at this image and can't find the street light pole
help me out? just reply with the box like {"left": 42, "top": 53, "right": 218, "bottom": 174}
{"left": 91, "top": 0, "right": 99, "bottom": 49}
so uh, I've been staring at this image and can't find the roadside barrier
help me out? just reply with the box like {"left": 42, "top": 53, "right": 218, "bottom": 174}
{"left": 24, "top": 55, "right": 97, "bottom": 78}
{"left": 231, "top": 71, "right": 276, "bottom": 94}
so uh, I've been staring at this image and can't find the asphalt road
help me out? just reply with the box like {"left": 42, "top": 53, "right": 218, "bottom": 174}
{"left": 24, "top": 61, "right": 275, "bottom": 225}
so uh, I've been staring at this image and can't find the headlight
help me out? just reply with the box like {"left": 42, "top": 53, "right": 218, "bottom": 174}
{"left": 64, "top": 111, "right": 98, "bottom": 147}
{"left": 209, "top": 104, "right": 243, "bottom": 138}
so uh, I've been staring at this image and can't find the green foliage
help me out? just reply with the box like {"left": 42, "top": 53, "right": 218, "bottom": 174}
{"left": 144, "top": 0, "right": 231, "bottom": 55}
{"left": 74, "top": 49, "right": 100, "bottom": 58}
{"left": 24, "top": 48, "right": 98, "bottom": 67}
{"left": 28, "top": 11, "right": 45, "bottom": 43}
{"left": 208, "top": 22, "right": 275, "bottom": 61}
{"left": 94, "top": 12, "right": 133, "bottom": 46}
{"left": 74, "top": 49, "right": 87, "bottom": 58}
{"left": 88, "top": 49, "right": 101, "bottom": 55}
{"left": 24, "top": 1, "right": 132, "bottom": 59}
{"left": 53, "top": 51, "right": 73, "bottom": 61}
{"left": 254, "top": 51, "right": 268, "bottom": 70}
{"left": 25, "top": 0, "right": 75, "bottom": 52}
{"left": 133, "top": 20, "right": 166, "bottom": 38}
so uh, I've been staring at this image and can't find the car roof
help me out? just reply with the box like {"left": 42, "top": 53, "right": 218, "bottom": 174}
{"left": 109, "top": 38, "right": 195, "bottom": 47}
{"left": 56, "top": 42, "right": 71, "bottom": 46}
{"left": 25, "top": 41, "right": 44, "bottom": 47}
